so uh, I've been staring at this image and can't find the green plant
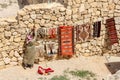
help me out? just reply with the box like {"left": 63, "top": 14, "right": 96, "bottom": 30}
{"left": 69, "top": 70, "right": 95, "bottom": 78}
{"left": 50, "top": 75, "right": 69, "bottom": 80}
{"left": 38, "top": 77, "right": 47, "bottom": 80}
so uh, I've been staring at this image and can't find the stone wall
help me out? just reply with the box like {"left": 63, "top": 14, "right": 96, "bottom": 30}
{"left": 0, "top": 17, "right": 24, "bottom": 69}
{"left": 67, "top": 0, "right": 120, "bottom": 56}
{"left": 0, "top": 1, "right": 120, "bottom": 68}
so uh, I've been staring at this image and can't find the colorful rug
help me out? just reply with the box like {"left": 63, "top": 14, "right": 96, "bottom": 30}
{"left": 76, "top": 23, "right": 91, "bottom": 42}
{"left": 46, "top": 41, "right": 58, "bottom": 55}
{"left": 59, "top": 26, "right": 74, "bottom": 56}
{"left": 93, "top": 21, "right": 101, "bottom": 37}
{"left": 48, "top": 27, "right": 57, "bottom": 39}
{"left": 106, "top": 18, "right": 118, "bottom": 45}
{"left": 36, "top": 27, "right": 57, "bottom": 40}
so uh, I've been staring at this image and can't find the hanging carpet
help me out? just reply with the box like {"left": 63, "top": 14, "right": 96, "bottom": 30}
{"left": 59, "top": 26, "right": 74, "bottom": 56}
{"left": 37, "top": 28, "right": 46, "bottom": 39}
{"left": 76, "top": 23, "right": 91, "bottom": 42}
{"left": 48, "top": 27, "right": 57, "bottom": 39}
{"left": 46, "top": 41, "right": 58, "bottom": 55}
{"left": 93, "top": 21, "right": 101, "bottom": 37}
{"left": 106, "top": 18, "right": 118, "bottom": 45}
{"left": 36, "top": 27, "right": 57, "bottom": 40}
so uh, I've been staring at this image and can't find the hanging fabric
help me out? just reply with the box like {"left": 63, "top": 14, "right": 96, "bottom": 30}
{"left": 76, "top": 23, "right": 91, "bottom": 42}
{"left": 59, "top": 26, "right": 74, "bottom": 56}
{"left": 46, "top": 41, "right": 58, "bottom": 55}
{"left": 37, "top": 28, "right": 46, "bottom": 40}
{"left": 106, "top": 18, "right": 118, "bottom": 45}
{"left": 93, "top": 21, "right": 101, "bottom": 37}
{"left": 34, "top": 41, "right": 47, "bottom": 64}
{"left": 48, "top": 27, "right": 57, "bottom": 39}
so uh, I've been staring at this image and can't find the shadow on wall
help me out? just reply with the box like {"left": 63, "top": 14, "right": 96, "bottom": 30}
{"left": 17, "top": 0, "right": 68, "bottom": 9}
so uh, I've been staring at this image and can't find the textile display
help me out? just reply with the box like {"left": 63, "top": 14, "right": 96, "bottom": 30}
{"left": 35, "top": 41, "right": 46, "bottom": 63}
{"left": 93, "top": 21, "right": 101, "bottom": 37}
{"left": 59, "top": 26, "right": 74, "bottom": 56}
{"left": 37, "top": 28, "right": 46, "bottom": 39}
{"left": 46, "top": 41, "right": 58, "bottom": 55}
{"left": 36, "top": 27, "right": 57, "bottom": 40}
{"left": 106, "top": 18, "right": 118, "bottom": 45}
{"left": 48, "top": 27, "right": 57, "bottom": 39}
{"left": 76, "top": 23, "right": 91, "bottom": 42}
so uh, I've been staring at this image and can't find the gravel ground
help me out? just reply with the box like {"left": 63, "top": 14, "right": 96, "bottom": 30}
{"left": 0, "top": 56, "right": 111, "bottom": 80}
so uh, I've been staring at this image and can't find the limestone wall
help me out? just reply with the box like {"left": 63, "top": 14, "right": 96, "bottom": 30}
{"left": 67, "top": 0, "right": 120, "bottom": 56}
{"left": 17, "top": 2, "right": 120, "bottom": 57}
{"left": 0, "top": 17, "right": 24, "bottom": 68}
{"left": 0, "top": 1, "right": 120, "bottom": 68}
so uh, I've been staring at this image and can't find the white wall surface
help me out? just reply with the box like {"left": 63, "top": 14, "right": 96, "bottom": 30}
{"left": 0, "top": 0, "right": 21, "bottom": 18}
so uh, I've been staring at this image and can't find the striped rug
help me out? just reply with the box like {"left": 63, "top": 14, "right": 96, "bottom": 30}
{"left": 93, "top": 21, "right": 101, "bottom": 37}
{"left": 106, "top": 18, "right": 119, "bottom": 45}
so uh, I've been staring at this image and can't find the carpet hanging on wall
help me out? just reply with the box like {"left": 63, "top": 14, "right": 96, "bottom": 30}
{"left": 76, "top": 23, "right": 91, "bottom": 42}
{"left": 93, "top": 21, "right": 101, "bottom": 37}
{"left": 48, "top": 27, "right": 57, "bottom": 39}
{"left": 58, "top": 26, "right": 74, "bottom": 56}
{"left": 106, "top": 18, "right": 119, "bottom": 45}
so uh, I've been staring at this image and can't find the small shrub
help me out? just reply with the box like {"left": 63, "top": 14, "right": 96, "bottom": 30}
{"left": 38, "top": 77, "right": 47, "bottom": 80}
{"left": 50, "top": 75, "right": 69, "bottom": 80}
{"left": 69, "top": 70, "right": 95, "bottom": 78}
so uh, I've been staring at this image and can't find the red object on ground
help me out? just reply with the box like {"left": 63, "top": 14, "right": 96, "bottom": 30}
{"left": 37, "top": 66, "right": 44, "bottom": 75}
{"left": 59, "top": 26, "right": 74, "bottom": 56}
{"left": 44, "top": 68, "right": 54, "bottom": 73}
{"left": 37, "top": 66, "right": 54, "bottom": 75}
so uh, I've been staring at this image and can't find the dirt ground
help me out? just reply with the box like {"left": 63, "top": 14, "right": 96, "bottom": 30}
{"left": 0, "top": 56, "right": 111, "bottom": 80}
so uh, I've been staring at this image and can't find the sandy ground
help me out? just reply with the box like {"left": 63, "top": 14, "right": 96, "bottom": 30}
{"left": 0, "top": 56, "right": 111, "bottom": 80}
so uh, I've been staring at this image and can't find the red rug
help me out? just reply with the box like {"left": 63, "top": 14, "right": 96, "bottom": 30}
{"left": 106, "top": 18, "right": 119, "bottom": 45}
{"left": 59, "top": 26, "right": 74, "bottom": 56}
